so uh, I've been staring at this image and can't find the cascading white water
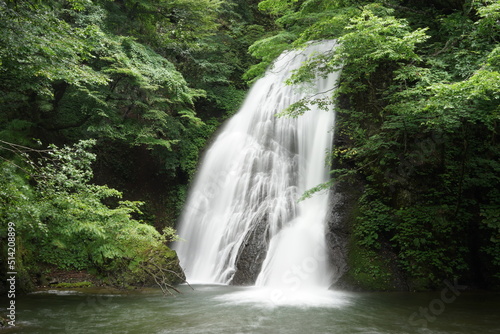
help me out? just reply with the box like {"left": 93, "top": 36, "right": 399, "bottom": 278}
{"left": 174, "top": 41, "right": 340, "bottom": 294}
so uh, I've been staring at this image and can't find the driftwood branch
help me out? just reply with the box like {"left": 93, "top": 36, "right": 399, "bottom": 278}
{"left": 139, "top": 251, "right": 193, "bottom": 296}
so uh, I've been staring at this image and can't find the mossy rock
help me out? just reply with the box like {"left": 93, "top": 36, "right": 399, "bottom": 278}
{"left": 53, "top": 281, "right": 93, "bottom": 288}
{"left": 336, "top": 237, "right": 407, "bottom": 291}
{"left": 110, "top": 246, "right": 186, "bottom": 289}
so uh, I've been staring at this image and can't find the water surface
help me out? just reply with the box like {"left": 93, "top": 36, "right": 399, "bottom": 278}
{"left": 3, "top": 285, "right": 499, "bottom": 333}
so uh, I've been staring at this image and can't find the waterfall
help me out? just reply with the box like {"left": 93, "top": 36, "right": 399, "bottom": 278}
{"left": 174, "top": 40, "right": 340, "bottom": 292}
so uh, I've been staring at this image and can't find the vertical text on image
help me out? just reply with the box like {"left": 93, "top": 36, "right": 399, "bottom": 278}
{"left": 6, "top": 221, "right": 17, "bottom": 327}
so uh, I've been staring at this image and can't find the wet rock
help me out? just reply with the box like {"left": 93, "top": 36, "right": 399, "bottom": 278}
{"left": 326, "top": 180, "right": 361, "bottom": 289}
{"left": 230, "top": 215, "right": 270, "bottom": 285}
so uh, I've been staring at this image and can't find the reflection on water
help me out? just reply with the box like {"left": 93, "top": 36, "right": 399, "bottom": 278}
{"left": 2, "top": 285, "right": 499, "bottom": 334}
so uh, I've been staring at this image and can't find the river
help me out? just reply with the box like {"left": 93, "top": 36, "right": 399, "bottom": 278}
{"left": 3, "top": 285, "right": 499, "bottom": 333}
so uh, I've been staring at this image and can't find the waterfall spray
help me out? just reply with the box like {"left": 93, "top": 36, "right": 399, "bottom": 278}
{"left": 174, "top": 41, "right": 340, "bottom": 292}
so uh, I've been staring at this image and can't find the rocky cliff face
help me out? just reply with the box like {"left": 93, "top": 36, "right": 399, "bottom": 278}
{"left": 230, "top": 215, "right": 270, "bottom": 285}
{"left": 326, "top": 106, "right": 409, "bottom": 292}
{"left": 326, "top": 182, "right": 359, "bottom": 289}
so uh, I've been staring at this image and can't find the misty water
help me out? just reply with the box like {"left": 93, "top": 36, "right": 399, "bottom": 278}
{"left": 174, "top": 40, "right": 339, "bottom": 287}
{"left": 4, "top": 285, "right": 500, "bottom": 333}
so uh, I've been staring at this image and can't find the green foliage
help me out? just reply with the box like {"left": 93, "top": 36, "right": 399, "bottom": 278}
{"left": 0, "top": 140, "right": 180, "bottom": 283}
{"left": 475, "top": 0, "right": 500, "bottom": 40}
{"left": 423, "top": 47, "right": 500, "bottom": 131}
{"left": 391, "top": 206, "right": 469, "bottom": 285}
{"left": 32, "top": 140, "right": 97, "bottom": 194}
{"left": 334, "top": 7, "right": 428, "bottom": 91}
{"left": 258, "top": 0, "right": 298, "bottom": 15}
{"left": 110, "top": 0, "right": 223, "bottom": 51}
{"left": 355, "top": 189, "right": 394, "bottom": 249}
{"left": 244, "top": 0, "right": 361, "bottom": 82}
{"left": 0, "top": 0, "right": 204, "bottom": 154}
{"left": 287, "top": 6, "right": 429, "bottom": 93}
{"left": 252, "top": 0, "right": 500, "bottom": 288}
{"left": 0, "top": 1, "right": 109, "bottom": 95}
{"left": 83, "top": 35, "right": 203, "bottom": 149}
{"left": 244, "top": 31, "right": 297, "bottom": 82}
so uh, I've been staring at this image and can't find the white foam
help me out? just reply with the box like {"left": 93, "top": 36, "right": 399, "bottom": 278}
{"left": 214, "top": 286, "right": 351, "bottom": 308}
